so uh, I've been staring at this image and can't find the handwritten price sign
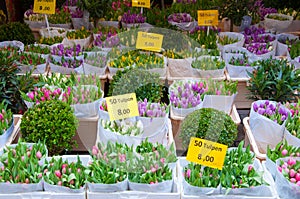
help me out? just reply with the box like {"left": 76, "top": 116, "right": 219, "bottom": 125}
{"left": 132, "top": 0, "right": 150, "bottom": 8}
{"left": 186, "top": 137, "right": 227, "bottom": 170}
{"left": 33, "top": 0, "right": 56, "bottom": 14}
{"left": 197, "top": 10, "right": 218, "bottom": 26}
{"left": 106, "top": 93, "right": 139, "bottom": 121}
{"left": 136, "top": 31, "right": 163, "bottom": 52}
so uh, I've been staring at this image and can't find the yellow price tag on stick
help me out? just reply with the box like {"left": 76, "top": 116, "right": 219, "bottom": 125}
{"left": 186, "top": 137, "right": 227, "bottom": 170}
{"left": 136, "top": 31, "right": 164, "bottom": 52}
{"left": 132, "top": 0, "right": 151, "bottom": 8}
{"left": 106, "top": 93, "right": 139, "bottom": 121}
{"left": 33, "top": 0, "right": 56, "bottom": 15}
{"left": 198, "top": 10, "right": 219, "bottom": 26}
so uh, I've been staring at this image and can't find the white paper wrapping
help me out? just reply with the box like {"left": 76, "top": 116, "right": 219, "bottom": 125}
{"left": 98, "top": 21, "right": 119, "bottom": 28}
{"left": 0, "top": 40, "right": 24, "bottom": 51}
{"left": 264, "top": 14, "right": 293, "bottom": 33}
{"left": 249, "top": 100, "right": 288, "bottom": 154}
{"left": 17, "top": 63, "right": 47, "bottom": 74}
{"left": 48, "top": 62, "right": 77, "bottom": 74}
{"left": 39, "top": 27, "right": 69, "bottom": 38}
{"left": 217, "top": 32, "right": 245, "bottom": 56}
{"left": 291, "top": 56, "right": 300, "bottom": 70}
{"left": 265, "top": 156, "right": 277, "bottom": 180}
{"left": 201, "top": 94, "right": 237, "bottom": 114}
{"left": 128, "top": 179, "right": 173, "bottom": 193}
{"left": 97, "top": 118, "right": 168, "bottom": 147}
{"left": 275, "top": 157, "right": 300, "bottom": 199}
{"left": 284, "top": 130, "right": 300, "bottom": 148}
{"left": 222, "top": 46, "right": 249, "bottom": 61}
{"left": 44, "top": 181, "right": 85, "bottom": 193}
{"left": 87, "top": 179, "right": 128, "bottom": 193}
{"left": 226, "top": 63, "right": 256, "bottom": 78}
{"left": 0, "top": 180, "right": 43, "bottom": 193}
{"left": 276, "top": 33, "right": 298, "bottom": 57}
{"left": 171, "top": 103, "right": 202, "bottom": 118}
{"left": 168, "top": 15, "right": 197, "bottom": 31}
{"left": 167, "top": 57, "right": 194, "bottom": 78}
{"left": 49, "top": 23, "right": 72, "bottom": 29}
{"left": 0, "top": 121, "right": 14, "bottom": 149}
{"left": 191, "top": 56, "right": 225, "bottom": 78}
{"left": 24, "top": 20, "right": 46, "bottom": 29}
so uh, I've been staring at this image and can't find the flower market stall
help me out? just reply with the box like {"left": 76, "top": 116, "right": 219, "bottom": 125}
{"left": 0, "top": 0, "right": 299, "bottom": 198}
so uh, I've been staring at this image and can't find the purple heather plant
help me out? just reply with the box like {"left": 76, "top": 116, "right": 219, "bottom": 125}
{"left": 121, "top": 10, "right": 146, "bottom": 24}
{"left": 253, "top": 100, "right": 290, "bottom": 125}
{"left": 138, "top": 99, "right": 168, "bottom": 118}
{"left": 169, "top": 81, "right": 207, "bottom": 109}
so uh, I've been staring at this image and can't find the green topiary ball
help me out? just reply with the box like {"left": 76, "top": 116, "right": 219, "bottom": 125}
{"left": 179, "top": 108, "right": 238, "bottom": 149}
{"left": 20, "top": 100, "right": 78, "bottom": 156}
{"left": 0, "top": 22, "right": 35, "bottom": 44}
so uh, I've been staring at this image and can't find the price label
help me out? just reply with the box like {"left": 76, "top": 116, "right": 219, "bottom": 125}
{"left": 186, "top": 137, "right": 227, "bottom": 170}
{"left": 197, "top": 10, "right": 218, "bottom": 26}
{"left": 106, "top": 93, "right": 139, "bottom": 121}
{"left": 132, "top": 0, "right": 150, "bottom": 8}
{"left": 33, "top": 0, "right": 56, "bottom": 14}
{"left": 136, "top": 31, "right": 163, "bottom": 52}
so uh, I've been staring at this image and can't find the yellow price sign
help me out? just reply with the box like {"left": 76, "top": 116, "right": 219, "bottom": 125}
{"left": 33, "top": 0, "right": 56, "bottom": 15}
{"left": 106, "top": 93, "right": 139, "bottom": 121}
{"left": 186, "top": 137, "right": 227, "bottom": 170}
{"left": 136, "top": 31, "right": 163, "bottom": 52}
{"left": 132, "top": 0, "right": 151, "bottom": 8}
{"left": 197, "top": 10, "right": 219, "bottom": 26}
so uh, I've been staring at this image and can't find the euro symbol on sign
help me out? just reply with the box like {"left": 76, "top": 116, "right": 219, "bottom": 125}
{"left": 39, "top": 6, "right": 43, "bottom": 10}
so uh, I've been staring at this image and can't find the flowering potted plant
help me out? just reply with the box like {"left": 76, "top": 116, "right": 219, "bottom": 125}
{"left": 24, "top": 8, "right": 46, "bottom": 28}
{"left": 246, "top": 42, "right": 275, "bottom": 61}
{"left": 168, "top": 13, "right": 196, "bottom": 31}
{"left": 39, "top": 36, "right": 64, "bottom": 46}
{"left": 225, "top": 53, "right": 258, "bottom": 78}
{"left": 70, "top": 7, "right": 90, "bottom": 30}
{"left": 82, "top": 51, "right": 107, "bottom": 75}
{"left": 264, "top": 13, "right": 293, "bottom": 32}
{"left": 0, "top": 101, "right": 13, "bottom": 148}
{"left": 169, "top": 80, "right": 207, "bottom": 117}
{"left": 201, "top": 80, "right": 237, "bottom": 114}
{"left": 93, "top": 26, "right": 120, "bottom": 49}
{"left": 182, "top": 142, "right": 271, "bottom": 196}
{"left": 249, "top": 100, "right": 290, "bottom": 154}
{"left": 275, "top": 157, "right": 300, "bottom": 198}
{"left": 275, "top": 33, "right": 298, "bottom": 57}
{"left": 108, "top": 50, "right": 166, "bottom": 77}
{"left": 266, "top": 140, "right": 300, "bottom": 179}
{"left": 49, "top": 56, "right": 84, "bottom": 72}
{"left": 217, "top": 32, "right": 245, "bottom": 54}
{"left": 43, "top": 156, "right": 87, "bottom": 192}
{"left": 283, "top": 101, "right": 300, "bottom": 146}
{"left": 16, "top": 52, "right": 47, "bottom": 74}
{"left": 65, "top": 27, "right": 92, "bottom": 49}
{"left": 48, "top": 7, "right": 72, "bottom": 29}
{"left": 191, "top": 56, "right": 225, "bottom": 78}
{"left": 24, "top": 44, "right": 51, "bottom": 55}
{"left": 0, "top": 140, "right": 47, "bottom": 193}
{"left": 21, "top": 86, "right": 63, "bottom": 108}
{"left": 51, "top": 44, "right": 83, "bottom": 59}
{"left": 121, "top": 10, "right": 146, "bottom": 28}
{"left": 87, "top": 141, "right": 129, "bottom": 192}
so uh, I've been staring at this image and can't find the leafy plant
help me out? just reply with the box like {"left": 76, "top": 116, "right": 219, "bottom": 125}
{"left": 20, "top": 100, "right": 78, "bottom": 156}
{"left": 289, "top": 41, "right": 300, "bottom": 60}
{"left": 108, "top": 67, "right": 165, "bottom": 103}
{"left": 247, "top": 59, "right": 300, "bottom": 102}
{"left": 0, "top": 101, "right": 13, "bottom": 135}
{"left": 179, "top": 108, "right": 238, "bottom": 149}
{"left": 48, "top": 7, "right": 71, "bottom": 24}
{"left": 267, "top": 140, "right": 300, "bottom": 163}
{"left": 0, "top": 22, "right": 35, "bottom": 45}
{"left": 0, "top": 51, "right": 24, "bottom": 114}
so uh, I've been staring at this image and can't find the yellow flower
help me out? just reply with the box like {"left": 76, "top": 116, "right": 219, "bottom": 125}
{"left": 122, "top": 56, "right": 126, "bottom": 62}
{"left": 136, "top": 56, "right": 140, "bottom": 61}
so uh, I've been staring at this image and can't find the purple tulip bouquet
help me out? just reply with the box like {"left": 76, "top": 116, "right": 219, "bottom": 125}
{"left": 169, "top": 80, "right": 207, "bottom": 117}
{"left": 168, "top": 13, "right": 195, "bottom": 31}
{"left": 249, "top": 100, "right": 291, "bottom": 154}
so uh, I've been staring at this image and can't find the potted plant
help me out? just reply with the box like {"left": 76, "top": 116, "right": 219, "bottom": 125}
{"left": 93, "top": 26, "right": 119, "bottom": 49}
{"left": 108, "top": 67, "right": 165, "bottom": 103}
{"left": 70, "top": 7, "right": 90, "bottom": 30}
{"left": 276, "top": 33, "right": 298, "bottom": 57}
{"left": 43, "top": 156, "right": 87, "bottom": 192}
{"left": 65, "top": 27, "right": 92, "bottom": 49}
{"left": 48, "top": 7, "right": 72, "bottom": 29}
{"left": 169, "top": 80, "right": 206, "bottom": 117}
{"left": 191, "top": 56, "right": 225, "bottom": 78}
{"left": 23, "top": 8, "right": 46, "bottom": 29}
{"left": 179, "top": 108, "right": 238, "bottom": 150}
{"left": 217, "top": 32, "right": 245, "bottom": 54}
{"left": 182, "top": 142, "right": 271, "bottom": 196}
{"left": 38, "top": 36, "right": 64, "bottom": 46}
{"left": 20, "top": 100, "right": 78, "bottom": 156}
{"left": 266, "top": 140, "right": 300, "bottom": 179}
{"left": 275, "top": 157, "right": 300, "bottom": 198}
{"left": 264, "top": 13, "right": 293, "bottom": 33}
{"left": 121, "top": 10, "right": 146, "bottom": 29}
{"left": 16, "top": 52, "right": 47, "bottom": 74}
{"left": 0, "top": 139, "right": 47, "bottom": 193}
{"left": 24, "top": 43, "right": 51, "bottom": 55}
{"left": 247, "top": 59, "right": 300, "bottom": 102}
{"left": 83, "top": 51, "right": 107, "bottom": 75}
{"left": 167, "top": 12, "right": 195, "bottom": 31}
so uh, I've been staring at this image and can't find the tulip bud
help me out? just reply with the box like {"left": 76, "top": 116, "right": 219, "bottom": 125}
{"left": 36, "top": 151, "right": 42, "bottom": 159}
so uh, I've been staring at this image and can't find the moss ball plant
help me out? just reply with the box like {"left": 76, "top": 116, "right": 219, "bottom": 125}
{"left": 0, "top": 22, "right": 35, "bottom": 44}
{"left": 179, "top": 108, "right": 238, "bottom": 149}
{"left": 20, "top": 100, "right": 78, "bottom": 156}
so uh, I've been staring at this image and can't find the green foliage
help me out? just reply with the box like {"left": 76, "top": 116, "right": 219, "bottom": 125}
{"left": 179, "top": 108, "right": 238, "bottom": 149}
{"left": 0, "top": 22, "right": 35, "bottom": 45}
{"left": 0, "top": 51, "right": 24, "bottom": 114}
{"left": 263, "top": 0, "right": 300, "bottom": 11}
{"left": 108, "top": 67, "right": 165, "bottom": 103}
{"left": 289, "top": 41, "right": 300, "bottom": 60}
{"left": 247, "top": 59, "right": 300, "bottom": 103}
{"left": 20, "top": 100, "right": 78, "bottom": 156}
